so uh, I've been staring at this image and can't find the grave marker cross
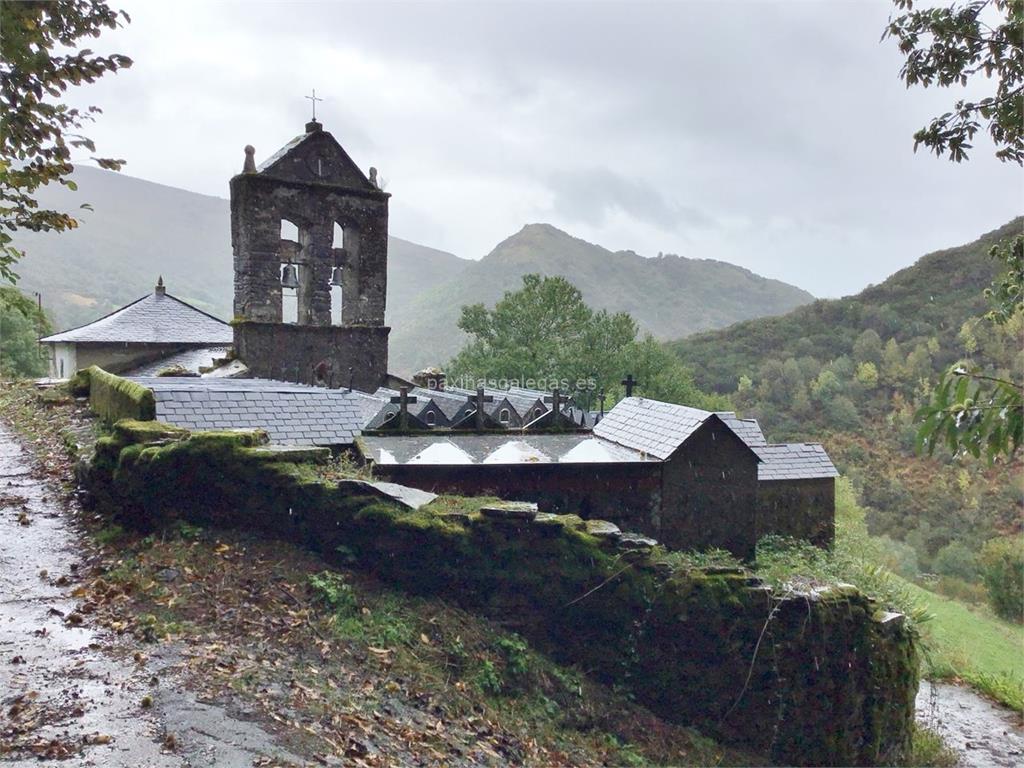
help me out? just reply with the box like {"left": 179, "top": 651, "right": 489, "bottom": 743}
{"left": 467, "top": 388, "right": 494, "bottom": 431}
{"left": 544, "top": 388, "right": 564, "bottom": 418}
{"left": 621, "top": 374, "right": 639, "bottom": 398}
{"left": 390, "top": 387, "right": 418, "bottom": 431}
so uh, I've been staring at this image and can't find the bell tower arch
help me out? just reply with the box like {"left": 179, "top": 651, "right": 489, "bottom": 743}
{"left": 230, "top": 119, "right": 390, "bottom": 390}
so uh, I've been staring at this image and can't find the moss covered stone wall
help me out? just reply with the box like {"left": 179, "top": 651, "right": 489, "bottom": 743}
{"left": 85, "top": 421, "right": 919, "bottom": 767}
{"left": 85, "top": 366, "right": 156, "bottom": 423}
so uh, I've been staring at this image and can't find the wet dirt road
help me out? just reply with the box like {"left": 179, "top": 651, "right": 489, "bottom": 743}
{"left": 917, "top": 680, "right": 1024, "bottom": 767}
{"left": 0, "top": 422, "right": 305, "bottom": 766}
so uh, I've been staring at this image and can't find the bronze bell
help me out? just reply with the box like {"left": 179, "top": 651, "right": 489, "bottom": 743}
{"left": 330, "top": 266, "right": 343, "bottom": 287}
{"left": 281, "top": 263, "right": 299, "bottom": 289}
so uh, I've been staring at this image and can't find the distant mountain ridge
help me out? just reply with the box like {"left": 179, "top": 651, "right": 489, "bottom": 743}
{"left": 9, "top": 167, "right": 815, "bottom": 375}
{"left": 388, "top": 223, "right": 814, "bottom": 373}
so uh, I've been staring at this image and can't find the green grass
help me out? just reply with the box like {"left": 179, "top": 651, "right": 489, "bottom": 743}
{"left": 907, "top": 581, "right": 1024, "bottom": 711}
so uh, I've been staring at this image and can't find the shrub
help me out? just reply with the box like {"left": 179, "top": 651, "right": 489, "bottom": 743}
{"left": 979, "top": 536, "right": 1024, "bottom": 622}
{"left": 932, "top": 542, "right": 980, "bottom": 583}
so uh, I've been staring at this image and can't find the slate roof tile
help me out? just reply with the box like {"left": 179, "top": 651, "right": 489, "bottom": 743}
{"left": 136, "top": 377, "right": 366, "bottom": 447}
{"left": 41, "top": 291, "right": 231, "bottom": 345}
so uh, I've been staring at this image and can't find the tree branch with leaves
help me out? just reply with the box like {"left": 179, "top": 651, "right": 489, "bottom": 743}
{"left": 0, "top": 0, "right": 132, "bottom": 282}
{"left": 916, "top": 235, "right": 1023, "bottom": 460}
{"left": 884, "top": 0, "right": 1023, "bottom": 163}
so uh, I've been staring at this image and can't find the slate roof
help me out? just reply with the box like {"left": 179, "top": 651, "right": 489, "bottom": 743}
{"left": 124, "top": 347, "right": 231, "bottom": 377}
{"left": 594, "top": 397, "right": 720, "bottom": 460}
{"left": 716, "top": 413, "right": 768, "bottom": 447}
{"left": 360, "top": 434, "right": 654, "bottom": 465}
{"left": 131, "top": 377, "right": 368, "bottom": 447}
{"left": 754, "top": 443, "right": 839, "bottom": 480}
{"left": 41, "top": 290, "right": 232, "bottom": 345}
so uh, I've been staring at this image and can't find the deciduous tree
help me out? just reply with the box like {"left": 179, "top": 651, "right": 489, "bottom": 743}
{"left": 1, "top": 0, "right": 132, "bottom": 282}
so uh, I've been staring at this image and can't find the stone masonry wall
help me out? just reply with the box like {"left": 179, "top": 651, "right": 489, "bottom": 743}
{"left": 233, "top": 322, "right": 388, "bottom": 392}
{"left": 757, "top": 477, "right": 836, "bottom": 547}
{"left": 372, "top": 461, "right": 663, "bottom": 536}
{"left": 84, "top": 420, "right": 919, "bottom": 766}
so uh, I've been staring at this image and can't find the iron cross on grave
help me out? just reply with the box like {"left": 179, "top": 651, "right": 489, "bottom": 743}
{"left": 621, "top": 374, "right": 639, "bottom": 398}
{"left": 390, "top": 387, "right": 417, "bottom": 431}
{"left": 467, "top": 388, "right": 493, "bottom": 431}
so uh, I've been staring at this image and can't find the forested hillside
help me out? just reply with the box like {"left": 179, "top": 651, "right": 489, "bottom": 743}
{"left": 670, "top": 218, "right": 1023, "bottom": 604}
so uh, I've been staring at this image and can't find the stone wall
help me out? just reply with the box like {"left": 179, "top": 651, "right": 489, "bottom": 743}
{"left": 86, "top": 366, "right": 156, "bottom": 422}
{"left": 661, "top": 420, "right": 761, "bottom": 557}
{"left": 371, "top": 419, "right": 767, "bottom": 559}
{"left": 84, "top": 421, "right": 919, "bottom": 766}
{"left": 374, "top": 461, "right": 663, "bottom": 536}
{"left": 233, "top": 322, "right": 389, "bottom": 392}
{"left": 757, "top": 477, "right": 836, "bottom": 547}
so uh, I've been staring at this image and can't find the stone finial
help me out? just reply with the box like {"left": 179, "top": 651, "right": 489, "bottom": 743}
{"left": 305, "top": 119, "right": 322, "bottom": 134}
{"left": 243, "top": 145, "right": 256, "bottom": 173}
{"left": 369, "top": 167, "right": 378, "bottom": 188}
{"left": 155, "top": 275, "right": 166, "bottom": 296}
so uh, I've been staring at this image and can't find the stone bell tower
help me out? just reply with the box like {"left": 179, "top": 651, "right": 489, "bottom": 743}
{"left": 230, "top": 118, "right": 389, "bottom": 391}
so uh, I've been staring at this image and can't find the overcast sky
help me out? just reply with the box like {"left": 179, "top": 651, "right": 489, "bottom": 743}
{"left": 65, "top": 0, "right": 1021, "bottom": 297}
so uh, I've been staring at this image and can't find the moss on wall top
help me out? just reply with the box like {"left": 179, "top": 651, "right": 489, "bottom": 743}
{"left": 86, "top": 367, "right": 156, "bottom": 423}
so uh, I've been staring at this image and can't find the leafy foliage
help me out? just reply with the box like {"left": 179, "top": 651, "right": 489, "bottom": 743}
{"left": 979, "top": 535, "right": 1024, "bottom": 621}
{"left": 0, "top": 285, "right": 51, "bottom": 377}
{"left": 916, "top": 236, "right": 1023, "bottom": 461}
{"left": 0, "top": 0, "right": 132, "bottom": 281}
{"left": 448, "top": 273, "right": 728, "bottom": 409}
{"left": 884, "top": 0, "right": 1024, "bottom": 163}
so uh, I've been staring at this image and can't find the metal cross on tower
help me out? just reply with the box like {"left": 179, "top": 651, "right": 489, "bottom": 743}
{"left": 390, "top": 387, "right": 418, "bottom": 431}
{"left": 467, "top": 388, "right": 494, "bottom": 431}
{"left": 305, "top": 88, "right": 323, "bottom": 120}
{"left": 621, "top": 374, "right": 639, "bottom": 398}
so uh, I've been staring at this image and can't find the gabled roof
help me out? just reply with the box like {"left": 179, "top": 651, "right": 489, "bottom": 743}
{"left": 594, "top": 397, "right": 725, "bottom": 460}
{"left": 41, "top": 289, "right": 231, "bottom": 345}
{"left": 754, "top": 443, "right": 839, "bottom": 480}
{"left": 256, "top": 124, "right": 380, "bottom": 193}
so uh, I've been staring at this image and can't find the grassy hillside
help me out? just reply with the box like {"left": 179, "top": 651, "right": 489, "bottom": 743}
{"left": 909, "top": 582, "right": 1024, "bottom": 711}
{"left": 670, "top": 217, "right": 1023, "bottom": 610}
{"left": 7, "top": 166, "right": 469, "bottom": 330}
{"left": 390, "top": 223, "right": 814, "bottom": 374}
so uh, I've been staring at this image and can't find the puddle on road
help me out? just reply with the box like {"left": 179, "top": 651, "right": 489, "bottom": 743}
{"left": 917, "top": 680, "right": 1024, "bottom": 768}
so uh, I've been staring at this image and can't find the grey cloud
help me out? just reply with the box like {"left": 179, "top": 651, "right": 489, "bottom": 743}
{"left": 547, "top": 167, "right": 711, "bottom": 230}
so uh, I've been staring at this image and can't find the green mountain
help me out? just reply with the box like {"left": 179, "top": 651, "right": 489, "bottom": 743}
{"left": 669, "top": 217, "right": 1023, "bottom": 593}
{"left": 9, "top": 168, "right": 814, "bottom": 375}
{"left": 389, "top": 223, "right": 814, "bottom": 374}
{"left": 671, "top": 217, "right": 1024, "bottom": 393}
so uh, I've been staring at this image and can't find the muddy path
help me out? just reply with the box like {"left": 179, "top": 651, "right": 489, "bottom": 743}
{"left": 917, "top": 680, "right": 1024, "bottom": 768}
{"left": 0, "top": 422, "right": 307, "bottom": 767}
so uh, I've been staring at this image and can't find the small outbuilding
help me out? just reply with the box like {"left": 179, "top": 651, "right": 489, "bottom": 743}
{"left": 39, "top": 279, "right": 232, "bottom": 379}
